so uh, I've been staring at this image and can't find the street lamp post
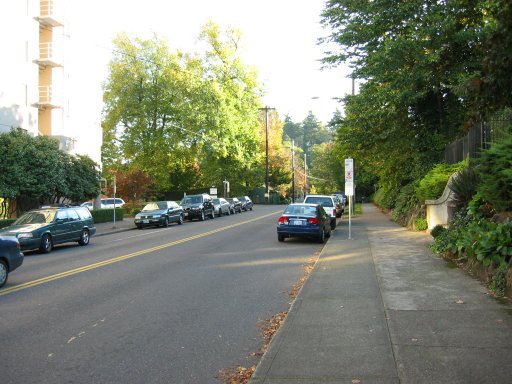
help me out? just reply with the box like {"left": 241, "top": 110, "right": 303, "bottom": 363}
{"left": 259, "top": 106, "right": 275, "bottom": 204}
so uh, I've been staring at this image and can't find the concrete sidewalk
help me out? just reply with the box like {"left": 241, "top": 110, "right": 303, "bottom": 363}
{"left": 251, "top": 204, "right": 512, "bottom": 383}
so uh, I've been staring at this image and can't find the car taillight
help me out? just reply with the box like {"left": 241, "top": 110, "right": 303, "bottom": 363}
{"left": 307, "top": 217, "right": 320, "bottom": 225}
{"left": 278, "top": 216, "right": 289, "bottom": 225}
{"left": 332, "top": 209, "right": 336, "bottom": 216}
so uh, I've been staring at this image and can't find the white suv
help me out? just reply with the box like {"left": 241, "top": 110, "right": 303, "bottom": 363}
{"left": 303, "top": 194, "right": 337, "bottom": 230}
{"left": 101, "top": 198, "right": 125, "bottom": 209}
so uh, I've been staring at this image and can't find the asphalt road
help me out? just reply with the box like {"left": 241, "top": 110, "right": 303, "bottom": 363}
{"left": 0, "top": 205, "right": 324, "bottom": 383}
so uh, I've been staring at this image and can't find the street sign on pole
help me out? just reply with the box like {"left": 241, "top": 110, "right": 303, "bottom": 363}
{"left": 345, "top": 158, "right": 354, "bottom": 196}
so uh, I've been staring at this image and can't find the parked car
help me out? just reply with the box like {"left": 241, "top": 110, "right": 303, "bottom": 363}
{"left": 80, "top": 198, "right": 125, "bottom": 210}
{"left": 303, "top": 194, "right": 338, "bottom": 230}
{"left": 80, "top": 201, "right": 94, "bottom": 210}
{"left": 226, "top": 197, "right": 242, "bottom": 213}
{"left": 180, "top": 194, "right": 215, "bottom": 221}
{"left": 213, "top": 198, "right": 231, "bottom": 217}
{"left": 276, "top": 203, "right": 331, "bottom": 243}
{"left": 100, "top": 198, "right": 125, "bottom": 209}
{"left": 134, "top": 201, "right": 184, "bottom": 229}
{"left": 238, "top": 196, "right": 253, "bottom": 211}
{"left": 0, "top": 206, "right": 97, "bottom": 253}
{"left": 0, "top": 236, "right": 24, "bottom": 288}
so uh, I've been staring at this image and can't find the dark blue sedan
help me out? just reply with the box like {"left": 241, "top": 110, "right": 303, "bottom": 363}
{"left": 0, "top": 236, "right": 24, "bottom": 288}
{"left": 277, "top": 203, "right": 332, "bottom": 243}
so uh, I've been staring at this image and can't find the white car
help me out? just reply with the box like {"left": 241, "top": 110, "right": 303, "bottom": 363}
{"left": 81, "top": 198, "right": 125, "bottom": 210}
{"left": 303, "top": 194, "right": 338, "bottom": 230}
{"left": 100, "top": 198, "right": 125, "bottom": 209}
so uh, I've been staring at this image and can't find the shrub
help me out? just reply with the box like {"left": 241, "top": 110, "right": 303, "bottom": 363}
{"left": 430, "top": 224, "right": 447, "bottom": 238}
{"left": 0, "top": 219, "right": 15, "bottom": 229}
{"left": 476, "top": 135, "right": 512, "bottom": 212}
{"left": 392, "top": 183, "right": 419, "bottom": 226}
{"left": 489, "top": 263, "right": 509, "bottom": 296}
{"left": 91, "top": 208, "right": 124, "bottom": 223}
{"left": 416, "top": 160, "right": 467, "bottom": 203}
{"left": 449, "top": 166, "right": 480, "bottom": 209}
{"left": 414, "top": 218, "right": 428, "bottom": 231}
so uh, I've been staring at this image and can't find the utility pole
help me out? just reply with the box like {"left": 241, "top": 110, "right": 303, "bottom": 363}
{"left": 292, "top": 140, "right": 295, "bottom": 203}
{"left": 304, "top": 153, "right": 307, "bottom": 197}
{"left": 259, "top": 106, "right": 275, "bottom": 204}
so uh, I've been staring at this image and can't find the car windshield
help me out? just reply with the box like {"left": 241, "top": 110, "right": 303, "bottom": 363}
{"left": 305, "top": 197, "right": 333, "bottom": 207}
{"left": 284, "top": 205, "right": 317, "bottom": 216}
{"left": 213, "top": 199, "right": 220, "bottom": 204}
{"left": 181, "top": 196, "right": 201, "bottom": 204}
{"left": 14, "top": 210, "right": 56, "bottom": 225}
{"left": 142, "top": 202, "right": 167, "bottom": 211}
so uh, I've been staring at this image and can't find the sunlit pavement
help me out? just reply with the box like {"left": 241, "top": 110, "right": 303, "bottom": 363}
{"left": 250, "top": 203, "right": 512, "bottom": 384}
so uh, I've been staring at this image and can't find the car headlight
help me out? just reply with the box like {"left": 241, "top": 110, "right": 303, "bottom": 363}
{"left": 17, "top": 233, "right": 33, "bottom": 239}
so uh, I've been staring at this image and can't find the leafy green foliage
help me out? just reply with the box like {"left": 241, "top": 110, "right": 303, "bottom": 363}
{"left": 489, "top": 263, "right": 509, "bottom": 296}
{"left": 430, "top": 209, "right": 512, "bottom": 269}
{"left": 448, "top": 165, "right": 481, "bottom": 209}
{"left": 90, "top": 208, "right": 124, "bottom": 224}
{"left": 392, "top": 183, "right": 419, "bottom": 226}
{"left": 416, "top": 161, "right": 467, "bottom": 202}
{"left": 430, "top": 224, "right": 447, "bottom": 239}
{"left": 321, "top": 0, "right": 511, "bottom": 223}
{"left": 414, "top": 218, "right": 428, "bottom": 231}
{"left": 0, "top": 130, "right": 100, "bottom": 217}
{"left": 102, "top": 24, "right": 262, "bottom": 196}
{"left": 475, "top": 135, "right": 512, "bottom": 212}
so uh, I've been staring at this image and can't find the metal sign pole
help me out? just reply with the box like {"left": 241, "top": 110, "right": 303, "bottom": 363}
{"left": 348, "top": 195, "right": 352, "bottom": 239}
{"left": 345, "top": 158, "right": 354, "bottom": 240}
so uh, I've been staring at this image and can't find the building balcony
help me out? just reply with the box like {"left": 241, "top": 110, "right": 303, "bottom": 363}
{"left": 35, "top": 86, "right": 61, "bottom": 109}
{"left": 34, "top": 42, "right": 62, "bottom": 67}
{"left": 35, "top": 0, "right": 63, "bottom": 27}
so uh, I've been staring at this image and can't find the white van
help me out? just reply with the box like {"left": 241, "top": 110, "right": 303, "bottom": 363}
{"left": 101, "top": 198, "right": 125, "bottom": 209}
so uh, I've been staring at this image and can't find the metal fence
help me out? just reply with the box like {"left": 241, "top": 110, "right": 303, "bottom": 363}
{"left": 445, "top": 114, "right": 512, "bottom": 164}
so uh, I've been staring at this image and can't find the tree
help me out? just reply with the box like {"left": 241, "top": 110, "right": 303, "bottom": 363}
{"left": 102, "top": 23, "right": 263, "bottom": 197}
{"left": 320, "top": 0, "right": 495, "bottom": 209}
{"left": 0, "top": 129, "right": 100, "bottom": 217}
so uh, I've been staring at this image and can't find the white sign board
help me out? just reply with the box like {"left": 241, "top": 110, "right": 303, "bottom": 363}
{"left": 345, "top": 158, "right": 354, "bottom": 196}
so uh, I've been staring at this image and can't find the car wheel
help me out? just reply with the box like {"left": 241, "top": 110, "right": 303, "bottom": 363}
{"left": 278, "top": 234, "right": 285, "bottom": 242}
{"left": 163, "top": 216, "right": 169, "bottom": 227}
{"left": 136, "top": 225, "right": 143, "bottom": 229}
{"left": 39, "top": 234, "right": 53, "bottom": 253}
{"left": 326, "top": 226, "right": 332, "bottom": 238}
{"left": 78, "top": 229, "right": 90, "bottom": 246}
{"left": 0, "top": 260, "right": 8, "bottom": 288}
{"left": 318, "top": 229, "right": 326, "bottom": 243}
{"left": 178, "top": 214, "right": 184, "bottom": 225}
{"left": 200, "top": 210, "right": 205, "bottom": 221}
{"left": 330, "top": 218, "right": 337, "bottom": 230}
{"left": 218, "top": 209, "right": 222, "bottom": 217}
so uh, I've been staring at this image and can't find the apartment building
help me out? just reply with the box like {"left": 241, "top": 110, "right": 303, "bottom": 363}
{"left": 0, "top": 0, "right": 102, "bottom": 165}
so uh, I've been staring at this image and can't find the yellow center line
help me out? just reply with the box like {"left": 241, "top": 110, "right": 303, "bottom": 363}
{"left": 0, "top": 211, "right": 281, "bottom": 297}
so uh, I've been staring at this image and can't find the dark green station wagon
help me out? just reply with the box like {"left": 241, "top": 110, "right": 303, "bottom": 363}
{"left": 0, "top": 206, "right": 97, "bottom": 253}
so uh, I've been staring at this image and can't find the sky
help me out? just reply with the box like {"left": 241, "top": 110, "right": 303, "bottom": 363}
{"left": 73, "top": 0, "right": 353, "bottom": 124}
